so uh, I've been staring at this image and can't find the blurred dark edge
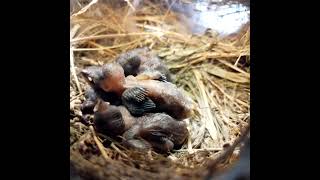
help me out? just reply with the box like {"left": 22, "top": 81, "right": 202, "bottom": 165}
{"left": 213, "top": 137, "right": 250, "bottom": 180}
{"left": 71, "top": 163, "right": 84, "bottom": 180}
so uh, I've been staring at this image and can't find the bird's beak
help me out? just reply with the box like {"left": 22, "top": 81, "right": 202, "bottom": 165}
{"left": 93, "top": 99, "right": 100, "bottom": 113}
{"left": 81, "top": 69, "right": 95, "bottom": 86}
{"left": 93, "top": 99, "right": 110, "bottom": 113}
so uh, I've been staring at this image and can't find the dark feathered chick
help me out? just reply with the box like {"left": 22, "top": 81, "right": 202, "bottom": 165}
{"left": 93, "top": 100, "right": 189, "bottom": 154}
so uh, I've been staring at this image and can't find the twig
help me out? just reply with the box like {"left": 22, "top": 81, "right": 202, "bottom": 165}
{"left": 218, "top": 9, "right": 249, "bottom": 18}
{"left": 187, "top": 135, "right": 193, "bottom": 154}
{"left": 104, "top": 6, "right": 125, "bottom": 32}
{"left": 161, "top": 0, "right": 177, "bottom": 23}
{"left": 73, "top": 38, "right": 142, "bottom": 52}
{"left": 193, "top": 70, "right": 220, "bottom": 144}
{"left": 70, "top": 25, "right": 83, "bottom": 94}
{"left": 71, "top": 0, "right": 98, "bottom": 18}
{"left": 70, "top": 91, "right": 85, "bottom": 102}
{"left": 124, "top": 0, "right": 136, "bottom": 11}
{"left": 203, "top": 73, "right": 249, "bottom": 108}
{"left": 203, "top": 85, "right": 229, "bottom": 140}
{"left": 110, "top": 143, "right": 129, "bottom": 158}
{"left": 71, "top": 32, "right": 155, "bottom": 43}
{"left": 87, "top": 41, "right": 117, "bottom": 56}
{"left": 70, "top": 24, "right": 81, "bottom": 39}
{"left": 89, "top": 125, "right": 110, "bottom": 162}
{"left": 204, "top": 123, "right": 250, "bottom": 180}
{"left": 70, "top": 49, "right": 83, "bottom": 96}
{"left": 135, "top": 23, "right": 186, "bottom": 40}
{"left": 70, "top": 49, "right": 82, "bottom": 94}
{"left": 234, "top": 53, "right": 243, "bottom": 67}
{"left": 174, "top": 148, "right": 223, "bottom": 153}
{"left": 217, "top": 58, "right": 250, "bottom": 78}
{"left": 77, "top": 24, "right": 103, "bottom": 38}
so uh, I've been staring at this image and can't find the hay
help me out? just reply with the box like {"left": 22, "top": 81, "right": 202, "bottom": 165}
{"left": 70, "top": 1, "right": 250, "bottom": 179}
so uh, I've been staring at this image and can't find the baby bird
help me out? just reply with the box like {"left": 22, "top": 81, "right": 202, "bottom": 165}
{"left": 93, "top": 100, "right": 135, "bottom": 137}
{"left": 122, "top": 112, "right": 189, "bottom": 154}
{"left": 93, "top": 100, "right": 189, "bottom": 154}
{"left": 80, "top": 66, "right": 122, "bottom": 115}
{"left": 115, "top": 47, "right": 172, "bottom": 82}
{"left": 82, "top": 63, "right": 195, "bottom": 119}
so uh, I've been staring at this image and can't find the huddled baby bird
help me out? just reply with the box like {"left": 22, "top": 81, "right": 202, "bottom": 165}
{"left": 80, "top": 47, "right": 194, "bottom": 154}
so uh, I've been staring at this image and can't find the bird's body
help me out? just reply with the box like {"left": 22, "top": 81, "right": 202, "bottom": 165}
{"left": 93, "top": 101, "right": 189, "bottom": 154}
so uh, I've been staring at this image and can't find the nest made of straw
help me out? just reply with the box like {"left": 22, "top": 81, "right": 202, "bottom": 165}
{"left": 70, "top": 1, "right": 250, "bottom": 179}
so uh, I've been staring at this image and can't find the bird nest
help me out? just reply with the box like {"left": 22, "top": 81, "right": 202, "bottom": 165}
{"left": 70, "top": 1, "right": 250, "bottom": 179}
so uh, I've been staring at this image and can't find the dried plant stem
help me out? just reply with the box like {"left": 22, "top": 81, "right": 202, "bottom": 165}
{"left": 70, "top": 91, "right": 85, "bottom": 102}
{"left": 70, "top": 25, "right": 82, "bottom": 94}
{"left": 74, "top": 38, "right": 142, "bottom": 52}
{"left": 161, "top": 0, "right": 177, "bottom": 23}
{"left": 205, "top": 124, "right": 250, "bottom": 179}
{"left": 174, "top": 148, "right": 223, "bottom": 153}
{"left": 217, "top": 59, "right": 249, "bottom": 77}
{"left": 234, "top": 53, "right": 243, "bottom": 67}
{"left": 71, "top": 0, "right": 98, "bottom": 18}
{"left": 70, "top": 49, "right": 82, "bottom": 94}
{"left": 124, "top": 0, "right": 136, "bottom": 11}
{"left": 89, "top": 125, "right": 110, "bottom": 162}
{"left": 110, "top": 143, "right": 129, "bottom": 158}
{"left": 193, "top": 70, "right": 220, "bottom": 144}
{"left": 204, "top": 73, "right": 249, "bottom": 108}
{"left": 71, "top": 32, "right": 155, "bottom": 43}
{"left": 135, "top": 23, "right": 186, "bottom": 40}
{"left": 77, "top": 23, "right": 103, "bottom": 38}
{"left": 87, "top": 41, "right": 117, "bottom": 56}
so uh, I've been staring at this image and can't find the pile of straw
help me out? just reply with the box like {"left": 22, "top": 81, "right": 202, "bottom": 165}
{"left": 70, "top": 1, "right": 250, "bottom": 179}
